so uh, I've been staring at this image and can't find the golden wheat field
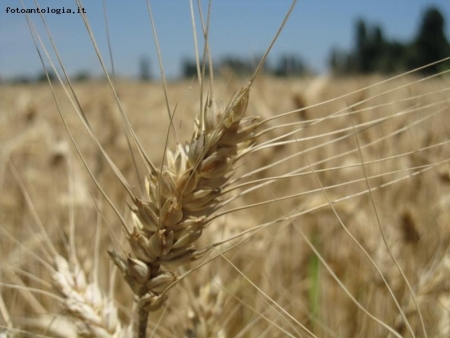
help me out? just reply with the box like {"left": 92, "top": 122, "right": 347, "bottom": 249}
{"left": 2, "top": 1, "right": 450, "bottom": 338}
{"left": 2, "top": 73, "right": 450, "bottom": 337}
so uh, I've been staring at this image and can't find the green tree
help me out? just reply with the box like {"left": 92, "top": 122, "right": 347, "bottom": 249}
{"left": 354, "top": 19, "right": 388, "bottom": 73}
{"left": 36, "top": 70, "right": 56, "bottom": 83}
{"left": 181, "top": 58, "right": 198, "bottom": 79}
{"left": 410, "top": 7, "right": 450, "bottom": 74}
{"left": 355, "top": 19, "right": 371, "bottom": 72}
{"left": 220, "top": 56, "right": 253, "bottom": 76}
{"left": 274, "top": 54, "right": 307, "bottom": 77}
{"left": 139, "top": 56, "right": 151, "bottom": 81}
{"left": 73, "top": 71, "right": 91, "bottom": 82}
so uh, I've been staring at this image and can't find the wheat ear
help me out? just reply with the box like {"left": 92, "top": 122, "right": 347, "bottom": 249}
{"left": 51, "top": 254, "right": 133, "bottom": 338}
{"left": 185, "top": 276, "right": 226, "bottom": 338}
{"left": 107, "top": 84, "right": 258, "bottom": 335}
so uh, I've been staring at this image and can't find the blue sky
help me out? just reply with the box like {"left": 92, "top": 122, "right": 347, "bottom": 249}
{"left": 1, "top": 1, "right": 450, "bottom": 80}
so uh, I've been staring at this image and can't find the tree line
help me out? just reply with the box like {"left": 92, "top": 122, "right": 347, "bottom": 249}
{"left": 330, "top": 7, "right": 450, "bottom": 75}
{"left": 180, "top": 53, "right": 309, "bottom": 79}
{"left": 182, "top": 6, "right": 449, "bottom": 78}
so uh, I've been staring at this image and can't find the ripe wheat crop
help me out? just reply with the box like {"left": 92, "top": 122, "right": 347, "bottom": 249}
{"left": 1, "top": 1, "right": 450, "bottom": 337}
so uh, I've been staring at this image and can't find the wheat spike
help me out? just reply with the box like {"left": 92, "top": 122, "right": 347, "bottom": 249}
{"left": 185, "top": 276, "right": 226, "bottom": 338}
{"left": 107, "top": 84, "right": 258, "bottom": 333}
{"left": 51, "top": 254, "right": 132, "bottom": 338}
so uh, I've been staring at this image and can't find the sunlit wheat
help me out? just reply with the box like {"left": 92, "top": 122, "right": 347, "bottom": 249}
{"left": 1, "top": 1, "right": 450, "bottom": 337}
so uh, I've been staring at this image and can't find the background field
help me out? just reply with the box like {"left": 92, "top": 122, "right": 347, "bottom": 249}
{"left": 1, "top": 73, "right": 450, "bottom": 337}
